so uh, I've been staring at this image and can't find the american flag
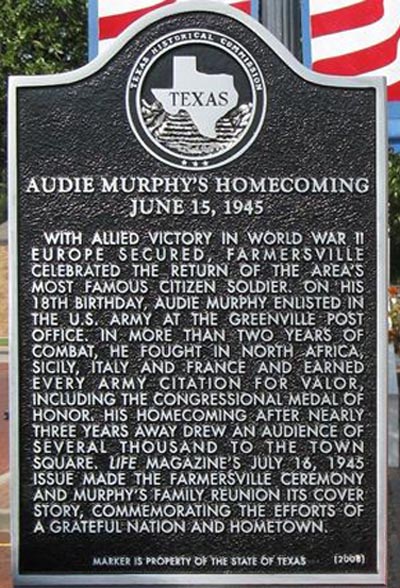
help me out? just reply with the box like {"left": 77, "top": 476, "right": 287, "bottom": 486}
{"left": 309, "top": 0, "right": 400, "bottom": 100}
{"left": 97, "top": 0, "right": 252, "bottom": 54}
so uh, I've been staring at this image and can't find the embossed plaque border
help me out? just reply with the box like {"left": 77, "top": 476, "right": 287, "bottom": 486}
{"left": 8, "top": 1, "right": 387, "bottom": 585}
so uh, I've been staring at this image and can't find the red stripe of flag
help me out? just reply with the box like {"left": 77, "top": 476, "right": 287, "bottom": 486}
{"left": 99, "top": 0, "right": 251, "bottom": 41}
{"left": 388, "top": 79, "right": 400, "bottom": 100}
{"left": 311, "top": 0, "right": 384, "bottom": 38}
{"left": 99, "top": 0, "right": 252, "bottom": 41}
{"left": 313, "top": 25, "right": 400, "bottom": 75}
{"left": 99, "top": 0, "right": 175, "bottom": 40}
{"left": 232, "top": 1, "right": 251, "bottom": 15}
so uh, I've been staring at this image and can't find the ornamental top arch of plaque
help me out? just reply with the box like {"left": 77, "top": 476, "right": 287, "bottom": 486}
{"left": 9, "top": 0, "right": 386, "bottom": 173}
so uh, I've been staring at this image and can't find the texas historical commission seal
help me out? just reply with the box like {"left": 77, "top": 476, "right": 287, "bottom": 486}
{"left": 126, "top": 29, "right": 267, "bottom": 170}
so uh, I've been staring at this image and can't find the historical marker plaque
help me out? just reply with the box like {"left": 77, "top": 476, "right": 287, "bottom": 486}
{"left": 9, "top": 2, "right": 387, "bottom": 586}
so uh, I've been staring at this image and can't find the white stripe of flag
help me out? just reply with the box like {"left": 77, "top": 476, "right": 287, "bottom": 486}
{"left": 308, "top": 0, "right": 400, "bottom": 100}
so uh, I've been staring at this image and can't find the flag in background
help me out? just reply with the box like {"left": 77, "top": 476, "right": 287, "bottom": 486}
{"left": 307, "top": 0, "right": 400, "bottom": 101}
{"left": 93, "top": 0, "right": 252, "bottom": 55}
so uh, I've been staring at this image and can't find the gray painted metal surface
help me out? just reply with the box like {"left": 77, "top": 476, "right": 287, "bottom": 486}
{"left": 260, "top": 0, "right": 302, "bottom": 60}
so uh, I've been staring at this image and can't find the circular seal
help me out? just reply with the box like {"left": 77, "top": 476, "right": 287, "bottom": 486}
{"left": 126, "top": 29, "right": 267, "bottom": 171}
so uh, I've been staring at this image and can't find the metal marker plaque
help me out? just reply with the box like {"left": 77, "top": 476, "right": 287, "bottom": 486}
{"left": 9, "top": 2, "right": 387, "bottom": 586}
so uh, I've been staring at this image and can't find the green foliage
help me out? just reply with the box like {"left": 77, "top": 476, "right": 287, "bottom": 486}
{"left": 389, "top": 150, "right": 400, "bottom": 282}
{"left": 0, "top": 184, "right": 6, "bottom": 221}
{"left": 0, "top": 0, "right": 88, "bottom": 223}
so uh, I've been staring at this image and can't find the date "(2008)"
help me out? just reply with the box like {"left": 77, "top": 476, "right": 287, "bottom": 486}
{"left": 334, "top": 553, "right": 366, "bottom": 565}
